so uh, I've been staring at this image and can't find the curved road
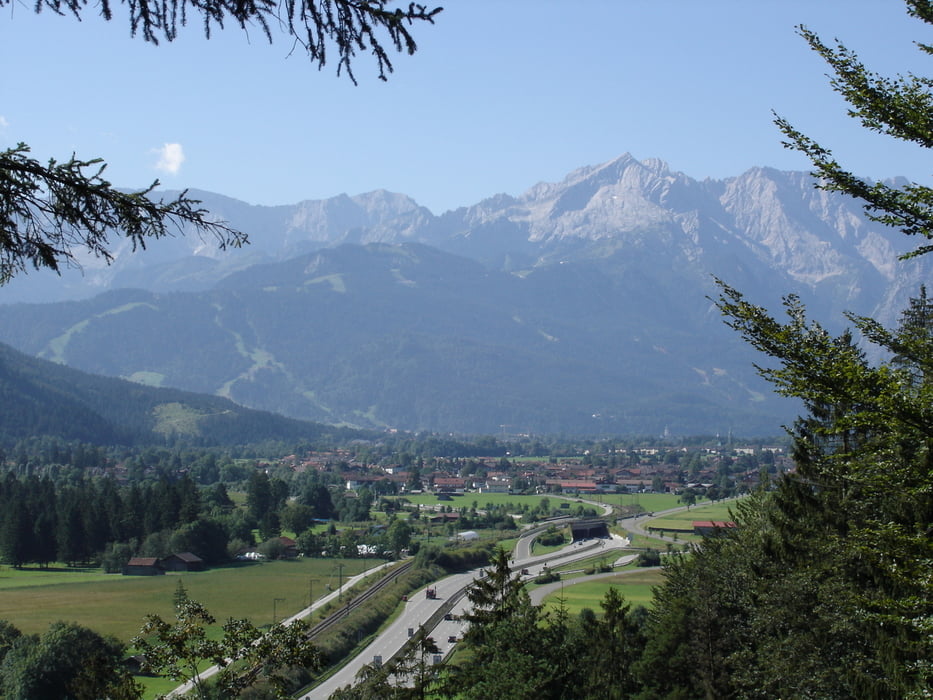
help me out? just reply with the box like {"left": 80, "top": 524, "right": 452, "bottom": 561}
{"left": 527, "top": 555, "right": 640, "bottom": 606}
{"left": 304, "top": 527, "right": 634, "bottom": 698}
{"left": 621, "top": 497, "right": 741, "bottom": 542}
{"left": 175, "top": 496, "right": 735, "bottom": 698}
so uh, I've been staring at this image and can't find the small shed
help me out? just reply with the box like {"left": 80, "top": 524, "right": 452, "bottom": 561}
{"left": 277, "top": 536, "right": 299, "bottom": 559}
{"left": 161, "top": 552, "right": 205, "bottom": 572}
{"left": 123, "top": 557, "right": 164, "bottom": 576}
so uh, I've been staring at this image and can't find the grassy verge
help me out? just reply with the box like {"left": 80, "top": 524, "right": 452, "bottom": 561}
{"left": 643, "top": 500, "right": 741, "bottom": 542}
{"left": 547, "top": 551, "right": 633, "bottom": 576}
{"left": 539, "top": 568, "right": 665, "bottom": 616}
{"left": 529, "top": 526, "right": 571, "bottom": 556}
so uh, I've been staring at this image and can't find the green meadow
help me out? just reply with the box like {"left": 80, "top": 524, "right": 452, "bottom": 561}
{"left": 600, "top": 492, "right": 683, "bottom": 512}
{"left": 0, "top": 557, "right": 375, "bottom": 641}
{"left": 646, "top": 500, "right": 741, "bottom": 532}
{"left": 540, "top": 568, "right": 665, "bottom": 616}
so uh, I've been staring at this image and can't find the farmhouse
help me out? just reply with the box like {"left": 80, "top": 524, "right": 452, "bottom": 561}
{"left": 545, "top": 479, "right": 598, "bottom": 494}
{"left": 432, "top": 476, "right": 467, "bottom": 493}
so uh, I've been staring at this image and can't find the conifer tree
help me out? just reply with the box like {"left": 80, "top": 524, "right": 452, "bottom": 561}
{"left": 775, "top": 0, "right": 933, "bottom": 258}
{"left": 700, "top": 282, "right": 933, "bottom": 697}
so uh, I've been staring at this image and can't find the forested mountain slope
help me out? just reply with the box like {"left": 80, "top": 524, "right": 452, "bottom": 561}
{"left": 0, "top": 341, "right": 357, "bottom": 446}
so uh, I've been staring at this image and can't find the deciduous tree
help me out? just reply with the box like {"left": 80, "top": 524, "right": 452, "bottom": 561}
{"left": 133, "top": 597, "right": 321, "bottom": 699}
{"left": 0, "top": 621, "right": 141, "bottom": 700}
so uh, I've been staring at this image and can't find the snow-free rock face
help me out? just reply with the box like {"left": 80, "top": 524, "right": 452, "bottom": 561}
{"left": 284, "top": 190, "right": 429, "bottom": 248}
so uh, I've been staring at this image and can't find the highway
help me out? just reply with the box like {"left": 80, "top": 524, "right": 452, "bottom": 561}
{"left": 307, "top": 496, "right": 741, "bottom": 697}
{"left": 303, "top": 532, "right": 631, "bottom": 699}
{"left": 172, "top": 495, "right": 713, "bottom": 698}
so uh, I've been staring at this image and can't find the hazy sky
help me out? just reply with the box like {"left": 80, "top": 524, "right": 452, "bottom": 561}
{"left": 2, "top": 1, "right": 929, "bottom": 214}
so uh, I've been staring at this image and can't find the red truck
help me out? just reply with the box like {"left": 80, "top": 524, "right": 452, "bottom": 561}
{"left": 426, "top": 587, "right": 437, "bottom": 599}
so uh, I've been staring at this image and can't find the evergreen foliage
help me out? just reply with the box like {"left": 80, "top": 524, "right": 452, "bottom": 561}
{"left": 775, "top": 0, "right": 933, "bottom": 258}
{"left": 633, "top": 5, "right": 933, "bottom": 694}
{"left": 0, "top": 471, "right": 238, "bottom": 568}
{"left": 0, "top": 340, "right": 363, "bottom": 447}
{"left": 435, "top": 552, "right": 647, "bottom": 700}
{"left": 0, "top": 144, "right": 245, "bottom": 284}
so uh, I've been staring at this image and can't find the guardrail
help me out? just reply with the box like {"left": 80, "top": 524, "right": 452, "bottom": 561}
{"left": 380, "top": 538, "right": 606, "bottom": 670}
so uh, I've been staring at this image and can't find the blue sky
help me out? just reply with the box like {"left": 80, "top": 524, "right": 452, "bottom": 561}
{"left": 1, "top": 1, "right": 929, "bottom": 215}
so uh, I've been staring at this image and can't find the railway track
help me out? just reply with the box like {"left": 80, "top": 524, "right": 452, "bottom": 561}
{"left": 305, "top": 559, "right": 414, "bottom": 639}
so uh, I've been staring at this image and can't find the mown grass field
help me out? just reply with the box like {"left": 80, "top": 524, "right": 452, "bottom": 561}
{"left": 397, "top": 490, "right": 705, "bottom": 518}
{"left": 0, "top": 565, "right": 114, "bottom": 590}
{"left": 539, "top": 568, "right": 665, "bottom": 616}
{"left": 529, "top": 525, "right": 572, "bottom": 555}
{"left": 0, "top": 557, "right": 375, "bottom": 641}
{"left": 601, "top": 492, "right": 683, "bottom": 512}
{"left": 646, "top": 500, "right": 741, "bottom": 532}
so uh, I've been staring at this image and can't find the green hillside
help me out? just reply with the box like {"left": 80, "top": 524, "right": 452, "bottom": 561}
{"left": 0, "top": 341, "right": 361, "bottom": 447}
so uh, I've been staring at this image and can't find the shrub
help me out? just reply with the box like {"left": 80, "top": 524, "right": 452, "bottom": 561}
{"left": 636, "top": 548, "right": 661, "bottom": 567}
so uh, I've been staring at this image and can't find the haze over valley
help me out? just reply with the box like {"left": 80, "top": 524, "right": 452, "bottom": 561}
{"left": 0, "top": 154, "right": 926, "bottom": 437}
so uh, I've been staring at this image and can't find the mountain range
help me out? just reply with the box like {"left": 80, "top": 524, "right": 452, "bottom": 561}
{"left": 0, "top": 154, "right": 926, "bottom": 437}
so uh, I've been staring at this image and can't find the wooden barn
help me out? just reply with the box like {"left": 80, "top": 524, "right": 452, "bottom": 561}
{"left": 122, "top": 557, "right": 164, "bottom": 576}
{"left": 161, "top": 552, "right": 205, "bottom": 572}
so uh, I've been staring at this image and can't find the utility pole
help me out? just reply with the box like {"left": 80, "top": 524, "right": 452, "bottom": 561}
{"left": 308, "top": 577, "right": 313, "bottom": 608}
{"left": 337, "top": 563, "right": 345, "bottom": 600}
{"left": 272, "top": 597, "right": 285, "bottom": 627}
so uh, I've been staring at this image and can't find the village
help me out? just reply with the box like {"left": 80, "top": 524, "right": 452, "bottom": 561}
{"left": 271, "top": 441, "right": 791, "bottom": 501}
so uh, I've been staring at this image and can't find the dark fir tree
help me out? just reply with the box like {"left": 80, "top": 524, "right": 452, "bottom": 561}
{"left": 775, "top": 0, "right": 933, "bottom": 258}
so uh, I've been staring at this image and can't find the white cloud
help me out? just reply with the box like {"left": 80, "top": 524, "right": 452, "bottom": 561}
{"left": 0, "top": 115, "right": 8, "bottom": 129}
{"left": 154, "top": 142, "right": 185, "bottom": 175}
